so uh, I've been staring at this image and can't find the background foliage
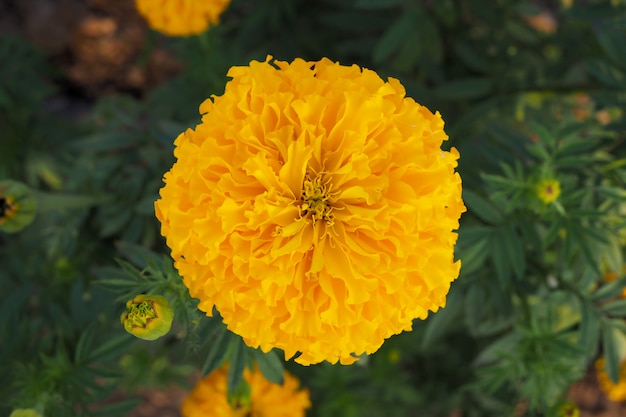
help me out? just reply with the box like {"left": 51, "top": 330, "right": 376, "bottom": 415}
{"left": 1, "top": 0, "right": 626, "bottom": 416}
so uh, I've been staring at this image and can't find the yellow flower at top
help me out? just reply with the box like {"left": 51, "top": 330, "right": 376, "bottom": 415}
{"left": 155, "top": 56, "right": 465, "bottom": 365}
{"left": 180, "top": 365, "right": 310, "bottom": 417}
{"left": 536, "top": 178, "right": 561, "bottom": 204}
{"left": 135, "top": 0, "right": 230, "bottom": 37}
{"left": 596, "top": 356, "right": 626, "bottom": 402}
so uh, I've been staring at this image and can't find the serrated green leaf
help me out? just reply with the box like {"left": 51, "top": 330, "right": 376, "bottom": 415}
{"left": 92, "top": 398, "right": 141, "bottom": 416}
{"left": 463, "top": 190, "right": 503, "bottom": 225}
{"left": 491, "top": 237, "right": 511, "bottom": 288}
{"left": 202, "top": 324, "right": 231, "bottom": 377}
{"left": 593, "top": 23, "right": 626, "bottom": 71}
{"left": 227, "top": 337, "right": 249, "bottom": 397}
{"left": 602, "top": 323, "right": 622, "bottom": 383}
{"left": 372, "top": 12, "right": 417, "bottom": 64}
{"left": 457, "top": 237, "right": 489, "bottom": 275}
{"left": 75, "top": 324, "right": 97, "bottom": 365}
{"left": 501, "top": 224, "right": 525, "bottom": 280}
{"left": 89, "top": 334, "right": 134, "bottom": 363}
{"left": 421, "top": 286, "right": 462, "bottom": 348}
{"left": 601, "top": 299, "right": 626, "bottom": 317}
{"left": 253, "top": 349, "right": 284, "bottom": 385}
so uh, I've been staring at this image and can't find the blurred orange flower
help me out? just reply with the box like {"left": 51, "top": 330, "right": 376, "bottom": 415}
{"left": 180, "top": 365, "right": 310, "bottom": 417}
{"left": 135, "top": 0, "right": 230, "bottom": 36}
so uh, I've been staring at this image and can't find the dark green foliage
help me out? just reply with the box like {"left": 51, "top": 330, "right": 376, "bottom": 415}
{"left": 1, "top": 1, "right": 626, "bottom": 416}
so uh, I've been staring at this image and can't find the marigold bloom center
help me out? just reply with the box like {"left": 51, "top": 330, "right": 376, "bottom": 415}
{"left": 125, "top": 300, "right": 158, "bottom": 329}
{"left": 301, "top": 176, "right": 333, "bottom": 225}
{"left": 0, "top": 197, "right": 15, "bottom": 219}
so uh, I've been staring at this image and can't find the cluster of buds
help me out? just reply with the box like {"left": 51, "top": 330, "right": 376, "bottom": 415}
{"left": 120, "top": 295, "right": 174, "bottom": 341}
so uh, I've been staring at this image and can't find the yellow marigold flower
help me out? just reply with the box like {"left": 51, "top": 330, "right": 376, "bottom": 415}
{"left": 536, "top": 179, "right": 561, "bottom": 204}
{"left": 557, "top": 402, "right": 579, "bottom": 417}
{"left": 155, "top": 57, "right": 465, "bottom": 365}
{"left": 135, "top": 0, "right": 230, "bottom": 37}
{"left": 596, "top": 356, "right": 626, "bottom": 402}
{"left": 180, "top": 365, "right": 310, "bottom": 417}
{"left": 0, "top": 180, "right": 37, "bottom": 233}
{"left": 121, "top": 294, "right": 174, "bottom": 340}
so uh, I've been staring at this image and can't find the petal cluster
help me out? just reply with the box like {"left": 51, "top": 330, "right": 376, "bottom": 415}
{"left": 135, "top": 0, "right": 230, "bottom": 37}
{"left": 155, "top": 57, "right": 465, "bottom": 364}
{"left": 180, "top": 365, "right": 310, "bottom": 417}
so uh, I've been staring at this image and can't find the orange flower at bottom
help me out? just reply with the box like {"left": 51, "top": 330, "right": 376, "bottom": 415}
{"left": 181, "top": 365, "right": 310, "bottom": 417}
{"left": 595, "top": 357, "right": 626, "bottom": 402}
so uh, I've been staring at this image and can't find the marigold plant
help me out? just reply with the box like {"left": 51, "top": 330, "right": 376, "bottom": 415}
{"left": 180, "top": 365, "right": 310, "bottom": 417}
{"left": 155, "top": 56, "right": 465, "bottom": 365}
{"left": 135, "top": 0, "right": 230, "bottom": 37}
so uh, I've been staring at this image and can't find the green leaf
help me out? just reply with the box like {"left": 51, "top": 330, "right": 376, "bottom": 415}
{"left": 88, "top": 334, "right": 134, "bottom": 362}
{"left": 463, "top": 190, "right": 503, "bottom": 225}
{"left": 75, "top": 324, "right": 97, "bottom": 365}
{"left": 457, "top": 237, "right": 490, "bottom": 275}
{"left": 432, "top": 77, "right": 494, "bottom": 100}
{"left": 578, "top": 300, "right": 597, "bottom": 345}
{"left": 421, "top": 286, "right": 462, "bottom": 348}
{"left": 490, "top": 236, "right": 511, "bottom": 288}
{"left": 601, "top": 299, "right": 626, "bottom": 317}
{"left": 227, "top": 337, "right": 249, "bottom": 397}
{"left": 602, "top": 323, "right": 622, "bottom": 383}
{"left": 92, "top": 398, "right": 141, "bottom": 416}
{"left": 593, "top": 23, "right": 626, "bottom": 71}
{"left": 253, "top": 349, "right": 285, "bottom": 385}
{"left": 500, "top": 224, "right": 525, "bottom": 280}
{"left": 372, "top": 12, "right": 417, "bottom": 63}
{"left": 591, "top": 279, "right": 626, "bottom": 302}
{"left": 201, "top": 324, "right": 231, "bottom": 377}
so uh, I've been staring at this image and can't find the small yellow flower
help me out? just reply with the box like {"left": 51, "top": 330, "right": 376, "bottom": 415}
{"left": 9, "top": 410, "right": 43, "bottom": 417}
{"left": 536, "top": 179, "right": 561, "bottom": 204}
{"left": 0, "top": 180, "right": 37, "bottom": 233}
{"left": 155, "top": 56, "right": 465, "bottom": 365}
{"left": 180, "top": 365, "right": 310, "bottom": 417}
{"left": 135, "top": 0, "right": 231, "bottom": 37}
{"left": 121, "top": 294, "right": 174, "bottom": 340}
{"left": 596, "top": 356, "right": 626, "bottom": 402}
{"left": 557, "top": 402, "right": 579, "bottom": 417}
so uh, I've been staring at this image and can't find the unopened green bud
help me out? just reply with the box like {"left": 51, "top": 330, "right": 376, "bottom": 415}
{"left": 9, "top": 409, "right": 43, "bottom": 417}
{"left": 557, "top": 402, "right": 579, "bottom": 417}
{"left": 0, "top": 180, "right": 37, "bottom": 233}
{"left": 120, "top": 294, "right": 173, "bottom": 341}
{"left": 228, "top": 379, "right": 252, "bottom": 411}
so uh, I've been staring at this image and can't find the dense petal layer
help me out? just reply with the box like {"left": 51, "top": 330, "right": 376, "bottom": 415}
{"left": 155, "top": 57, "right": 465, "bottom": 365}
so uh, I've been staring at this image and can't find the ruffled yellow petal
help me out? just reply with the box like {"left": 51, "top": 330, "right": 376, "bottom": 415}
{"left": 155, "top": 56, "right": 466, "bottom": 365}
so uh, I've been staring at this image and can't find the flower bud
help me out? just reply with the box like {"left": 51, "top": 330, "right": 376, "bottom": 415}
{"left": 120, "top": 294, "right": 174, "bottom": 341}
{"left": 9, "top": 409, "right": 43, "bottom": 417}
{"left": 0, "top": 180, "right": 37, "bottom": 233}
{"left": 557, "top": 402, "right": 579, "bottom": 417}
{"left": 536, "top": 178, "right": 561, "bottom": 204}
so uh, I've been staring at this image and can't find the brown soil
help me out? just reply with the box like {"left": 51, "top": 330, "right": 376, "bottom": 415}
{"left": 1, "top": 0, "right": 182, "bottom": 97}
